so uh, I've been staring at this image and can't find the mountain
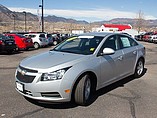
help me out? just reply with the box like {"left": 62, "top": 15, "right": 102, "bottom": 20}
{"left": 44, "top": 15, "right": 88, "bottom": 24}
{"left": 0, "top": 4, "right": 38, "bottom": 22}
{"left": 0, "top": 4, "right": 88, "bottom": 24}
{"left": 0, "top": 4, "right": 157, "bottom": 27}
{"left": 0, "top": 4, "right": 14, "bottom": 22}
{"left": 93, "top": 18, "right": 157, "bottom": 27}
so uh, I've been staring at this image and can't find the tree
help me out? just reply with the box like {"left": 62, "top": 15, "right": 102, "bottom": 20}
{"left": 135, "top": 10, "right": 145, "bottom": 33}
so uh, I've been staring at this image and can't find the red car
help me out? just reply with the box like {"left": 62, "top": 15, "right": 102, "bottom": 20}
{"left": 6, "top": 34, "right": 34, "bottom": 50}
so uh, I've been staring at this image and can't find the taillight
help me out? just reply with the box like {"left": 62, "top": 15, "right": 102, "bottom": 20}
{"left": 0, "top": 40, "right": 2, "bottom": 45}
{"left": 0, "top": 40, "right": 5, "bottom": 45}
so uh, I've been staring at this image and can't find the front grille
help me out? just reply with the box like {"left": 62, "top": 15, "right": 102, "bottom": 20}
{"left": 19, "top": 66, "right": 38, "bottom": 73}
{"left": 16, "top": 71, "right": 35, "bottom": 83}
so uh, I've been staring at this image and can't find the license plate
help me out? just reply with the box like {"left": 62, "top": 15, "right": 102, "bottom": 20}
{"left": 16, "top": 82, "right": 23, "bottom": 92}
{"left": 8, "top": 43, "right": 12, "bottom": 45}
{"left": 27, "top": 40, "right": 31, "bottom": 42}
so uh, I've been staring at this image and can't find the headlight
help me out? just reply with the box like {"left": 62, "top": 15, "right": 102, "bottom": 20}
{"left": 41, "top": 67, "right": 71, "bottom": 81}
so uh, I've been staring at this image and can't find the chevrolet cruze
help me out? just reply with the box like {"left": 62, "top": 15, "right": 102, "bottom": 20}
{"left": 15, "top": 32, "right": 145, "bottom": 105}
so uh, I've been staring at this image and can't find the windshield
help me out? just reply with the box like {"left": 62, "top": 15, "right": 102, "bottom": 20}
{"left": 53, "top": 36, "right": 104, "bottom": 55}
{"left": 0, "top": 34, "right": 10, "bottom": 40}
{"left": 17, "top": 34, "right": 26, "bottom": 38}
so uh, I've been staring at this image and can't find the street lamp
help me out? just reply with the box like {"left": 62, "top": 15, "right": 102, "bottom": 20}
{"left": 39, "top": 0, "right": 44, "bottom": 32}
{"left": 23, "top": 11, "right": 27, "bottom": 32}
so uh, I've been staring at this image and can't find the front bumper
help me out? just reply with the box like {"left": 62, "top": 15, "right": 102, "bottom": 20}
{"left": 39, "top": 41, "right": 48, "bottom": 47}
{"left": 15, "top": 69, "right": 72, "bottom": 102}
{"left": 0, "top": 44, "right": 17, "bottom": 51}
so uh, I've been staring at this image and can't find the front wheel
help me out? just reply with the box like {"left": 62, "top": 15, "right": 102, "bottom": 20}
{"left": 134, "top": 59, "right": 144, "bottom": 78}
{"left": 74, "top": 74, "right": 91, "bottom": 105}
{"left": 25, "top": 48, "right": 29, "bottom": 51}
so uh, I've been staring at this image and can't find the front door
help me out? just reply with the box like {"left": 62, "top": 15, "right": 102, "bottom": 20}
{"left": 98, "top": 35, "right": 125, "bottom": 87}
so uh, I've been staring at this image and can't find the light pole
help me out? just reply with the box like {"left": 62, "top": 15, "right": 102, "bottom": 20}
{"left": 39, "top": 0, "right": 44, "bottom": 32}
{"left": 23, "top": 11, "right": 27, "bottom": 32}
{"left": 12, "top": 14, "right": 16, "bottom": 31}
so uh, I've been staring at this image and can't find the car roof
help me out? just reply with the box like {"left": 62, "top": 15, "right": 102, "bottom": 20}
{"left": 79, "top": 32, "right": 114, "bottom": 37}
{"left": 79, "top": 32, "right": 134, "bottom": 38}
{"left": 27, "top": 33, "right": 45, "bottom": 35}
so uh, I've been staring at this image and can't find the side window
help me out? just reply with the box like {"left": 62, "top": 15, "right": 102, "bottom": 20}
{"left": 101, "top": 35, "right": 119, "bottom": 51}
{"left": 8, "top": 36, "right": 14, "bottom": 39}
{"left": 120, "top": 36, "right": 131, "bottom": 48}
{"left": 29, "top": 35, "right": 36, "bottom": 38}
{"left": 129, "top": 38, "right": 138, "bottom": 46}
{"left": 119, "top": 35, "right": 138, "bottom": 48}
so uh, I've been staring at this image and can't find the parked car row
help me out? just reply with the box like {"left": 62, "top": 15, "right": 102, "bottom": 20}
{"left": 0, "top": 32, "right": 70, "bottom": 54}
{"left": 135, "top": 32, "right": 157, "bottom": 43}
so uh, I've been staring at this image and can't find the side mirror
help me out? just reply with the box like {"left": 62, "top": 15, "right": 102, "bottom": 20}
{"left": 102, "top": 48, "right": 115, "bottom": 55}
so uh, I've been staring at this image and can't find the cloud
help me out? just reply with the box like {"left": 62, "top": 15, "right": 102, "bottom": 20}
{"left": 8, "top": 7, "right": 157, "bottom": 22}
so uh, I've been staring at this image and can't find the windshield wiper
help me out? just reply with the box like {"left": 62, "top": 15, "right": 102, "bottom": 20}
{"left": 59, "top": 50, "right": 74, "bottom": 53}
{"left": 50, "top": 48, "right": 58, "bottom": 51}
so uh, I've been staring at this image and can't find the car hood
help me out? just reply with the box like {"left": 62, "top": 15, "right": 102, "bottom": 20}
{"left": 20, "top": 51, "right": 90, "bottom": 69}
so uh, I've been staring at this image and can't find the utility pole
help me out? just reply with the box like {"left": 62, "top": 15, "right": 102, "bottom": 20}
{"left": 39, "top": 0, "right": 44, "bottom": 32}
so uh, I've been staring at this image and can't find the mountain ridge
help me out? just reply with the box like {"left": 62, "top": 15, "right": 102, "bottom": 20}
{"left": 1, "top": 4, "right": 157, "bottom": 27}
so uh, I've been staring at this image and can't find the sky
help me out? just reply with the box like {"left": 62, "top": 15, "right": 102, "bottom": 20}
{"left": 1, "top": 0, "right": 157, "bottom": 22}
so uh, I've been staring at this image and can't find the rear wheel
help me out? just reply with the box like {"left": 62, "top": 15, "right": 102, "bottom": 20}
{"left": 134, "top": 59, "right": 144, "bottom": 78}
{"left": 34, "top": 42, "right": 40, "bottom": 49}
{"left": 74, "top": 74, "right": 91, "bottom": 105}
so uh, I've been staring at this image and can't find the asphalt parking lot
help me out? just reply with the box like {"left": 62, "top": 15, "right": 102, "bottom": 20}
{"left": 0, "top": 42, "right": 157, "bottom": 118}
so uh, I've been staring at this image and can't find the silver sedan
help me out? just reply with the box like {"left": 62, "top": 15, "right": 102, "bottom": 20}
{"left": 15, "top": 32, "right": 145, "bottom": 105}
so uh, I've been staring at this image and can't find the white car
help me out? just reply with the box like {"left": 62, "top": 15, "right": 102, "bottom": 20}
{"left": 25, "top": 33, "right": 48, "bottom": 49}
{"left": 15, "top": 32, "right": 145, "bottom": 105}
{"left": 149, "top": 35, "right": 157, "bottom": 43}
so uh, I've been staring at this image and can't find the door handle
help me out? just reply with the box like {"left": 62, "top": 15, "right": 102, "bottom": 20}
{"left": 133, "top": 51, "right": 137, "bottom": 54}
{"left": 118, "top": 56, "right": 123, "bottom": 61}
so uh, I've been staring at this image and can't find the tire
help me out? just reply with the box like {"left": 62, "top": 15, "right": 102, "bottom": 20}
{"left": 25, "top": 48, "right": 29, "bottom": 51}
{"left": 34, "top": 42, "right": 40, "bottom": 49}
{"left": 74, "top": 74, "right": 91, "bottom": 105}
{"left": 134, "top": 59, "right": 144, "bottom": 78}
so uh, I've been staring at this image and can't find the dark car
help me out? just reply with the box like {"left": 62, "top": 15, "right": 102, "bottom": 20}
{"left": 51, "top": 33, "right": 61, "bottom": 45}
{"left": 46, "top": 34, "right": 53, "bottom": 46}
{"left": 0, "top": 34, "right": 17, "bottom": 54}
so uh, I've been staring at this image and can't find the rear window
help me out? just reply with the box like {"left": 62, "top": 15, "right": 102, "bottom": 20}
{"left": 28, "top": 35, "right": 36, "bottom": 38}
{"left": 0, "top": 34, "right": 9, "bottom": 40}
{"left": 47, "top": 34, "right": 52, "bottom": 38}
{"left": 39, "top": 34, "right": 45, "bottom": 38}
